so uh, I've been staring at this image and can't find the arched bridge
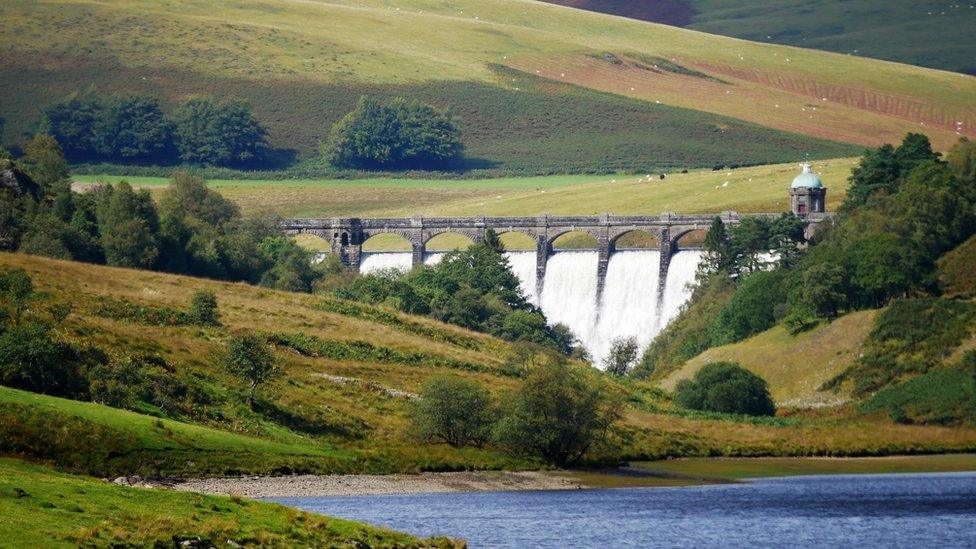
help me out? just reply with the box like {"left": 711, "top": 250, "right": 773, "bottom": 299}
{"left": 280, "top": 212, "right": 827, "bottom": 297}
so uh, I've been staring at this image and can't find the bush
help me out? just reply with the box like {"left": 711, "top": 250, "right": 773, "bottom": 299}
{"left": 224, "top": 332, "right": 278, "bottom": 407}
{"left": 603, "top": 336, "right": 638, "bottom": 377}
{"left": 495, "top": 361, "right": 621, "bottom": 465}
{"left": 171, "top": 97, "right": 268, "bottom": 167}
{"left": 189, "top": 290, "right": 220, "bottom": 326}
{"left": 0, "top": 322, "right": 89, "bottom": 398}
{"left": 674, "top": 362, "right": 776, "bottom": 417}
{"left": 324, "top": 95, "right": 463, "bottom": 170}
{"left": 410, "top": 376, "right": 496, "bottom": 448}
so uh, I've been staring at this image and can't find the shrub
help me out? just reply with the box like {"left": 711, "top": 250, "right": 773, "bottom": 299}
{"left": 410, "top": 376, "right": 496, "bottom": 448}
{"left": 189, "top": 290, "right": 220, "bottom": 326}
{"left": 674, "top": 362, "right": 776, "bottom": 417}
{"left": 603, "top": 336, "right": 638, "bottom": 377}
{"left": 170, "top": 97, "right": 268, "bottom": 166}
{"left": 324, "top": 95, "right": 463, "bottom": 170}
{"left": 0, "top": 321, "right": 88, "bottom": 398}
{"left": 224, "top": 332, "right": 279, "bottom": 407}
{"left": 495, "top": 361, "right": 622, "bottom": 465}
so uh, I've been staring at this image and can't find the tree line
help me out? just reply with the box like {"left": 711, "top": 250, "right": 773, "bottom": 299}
{"left": 40, "top": 93, "right": 270, "bottom": 167}
{"left": 1, "top": 135, "right": 319, "bottom": 291}
{"left": 34, "top": 92, "right": 465, "bottom": 171}
{"left": 638, "top": 134, "right": 976, "bottom": 378}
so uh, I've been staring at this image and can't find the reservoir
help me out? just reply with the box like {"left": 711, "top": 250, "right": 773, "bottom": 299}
{"left": 272, "top": 472, "right": 976, "bottom": 547}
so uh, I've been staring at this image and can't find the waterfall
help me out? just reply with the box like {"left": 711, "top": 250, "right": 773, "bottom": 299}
{"left": 658, "top": 250, "right": 702, "bottom": 329}
{"left": 357, "top": 248, "right": 703, "bottom": 367}
{"left": 359, "top": 252, "right": 412, "bottom": 275}
{"left": 539, "top": 251, "right": 600, "bottom": 356}
{"left": 594, "top": 250, "right": 661, "bottom": 363}
{"left": 504, "top": 251, "right": 539, "bottom": 306}
{"left": 424, "top": 252, "right": 446, "bottom": 266}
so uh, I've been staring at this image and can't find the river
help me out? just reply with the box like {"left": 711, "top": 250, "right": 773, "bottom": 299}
{"left": 271, "top": 472, "right": 976, "bottom": 547}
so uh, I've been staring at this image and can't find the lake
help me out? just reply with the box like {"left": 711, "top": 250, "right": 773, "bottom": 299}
{"left": 272, "top": 472, "right": 976, "bottom": 547}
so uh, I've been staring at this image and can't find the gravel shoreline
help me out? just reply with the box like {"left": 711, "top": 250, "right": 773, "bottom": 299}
{"left": 174, "top": 470, "right": 584, "bottom": 498}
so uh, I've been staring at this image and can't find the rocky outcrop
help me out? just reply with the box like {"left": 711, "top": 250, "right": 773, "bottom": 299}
{"left": 0, "top": 160, "right": 41, "bottom": 201}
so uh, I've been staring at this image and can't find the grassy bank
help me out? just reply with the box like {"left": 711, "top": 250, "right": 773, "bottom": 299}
{"left": 73, "top": 158, "right": 855, "bottom": 220}
{"left": 0, "top": 458, "right": 455, "bottom": 548}
{"left": 3, "top": 252, "right": 976, "bottom": 485}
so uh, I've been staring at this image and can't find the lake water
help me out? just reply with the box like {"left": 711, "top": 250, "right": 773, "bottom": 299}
{"left": 271, "top": 472, "right": 976, "bottom": 547}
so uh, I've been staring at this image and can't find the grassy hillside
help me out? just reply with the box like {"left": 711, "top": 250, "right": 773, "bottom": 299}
{"left": 0, "top": 458, "right": 450, "bottom": 547}
{"left": 541, "top": 1, "right": 976, "bottom": 75}
{"left": 1, "top": 0, "right": 973, "bottom": 171}
{"left": 658, "top": 310, "right": 880, "bottom": 407}
{"left": 74, "top": 157, "right": 855, "bottom": 219}
{"left": 4, "top": 251, "right": 976, "bottom": 478}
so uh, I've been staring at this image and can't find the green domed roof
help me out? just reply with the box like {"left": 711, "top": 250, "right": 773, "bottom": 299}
{"left": 791, "top": 163, "right": 824, "bottom": 188}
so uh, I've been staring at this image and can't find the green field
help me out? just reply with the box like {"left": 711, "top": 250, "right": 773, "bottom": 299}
{"left": 0, "top": 458, "right": 447, "bottom": 547}
{"left": 73, "top": 157, "right": 856, "bottom": 220}
{"left": 2, "top": 0, "right": 973, "bottom": 174}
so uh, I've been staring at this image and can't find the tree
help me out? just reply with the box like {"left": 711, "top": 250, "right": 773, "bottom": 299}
{"left": 674, "top": 362, "right": 775, "bottom": 416}
{"left": 0, "top": 269, "right": 35, "bottom": 325}
{"left": 708, "top": 270, "right": 788, "bottom": 345}
{"left": 603, "top": 336, "right": 638, "bottom": 377}
{"left": 410, "top": 376, "right": 496, "bottom": 448}
{"left": 159, "top": 171, "right": 240, "bottom": 226}
{"left": 483, "top": 228, "right": 504, "bottom": 253}
{"left": 700, "top": 216, "right": 732, "bottom": 275}
{"left": 21, "top": 134, "right": 69, "bottom": 191}
{"left": 894, "top": 132, "right": 939, "bottom": 174}
{"left": 844, "top": 144, "right": 900, "bottom": 210}
{"left": 324, "top": 95, "right": 464, "bottom": 169}
{"left": 800, "top": 263, "right": 846, "bottom": 319}
{"left": 947, "top": 137, "right": 976, "bottom": 184}
{"left": 95, "top": 96, "right": 173, "bottom": 163}
{"left": 224, "top": 332, "right": 278, "bottom": 407}
{"left": 495, "top": 361, "right": 621, "bottom": 465}
{"left": 38, "top": 91, "right": 103, "bottom": 161}
{"left": 171, "top": 97, "right": 267, "bottom": 166}
{"left": 95, "top": 182, "right": 160, "bottom": 269}
{"left": 189, "top": 290, "right": 220, "bottom": 326}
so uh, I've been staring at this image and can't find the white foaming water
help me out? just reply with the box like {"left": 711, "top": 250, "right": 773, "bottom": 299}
{"left": 356, "top": 249, "right": 703, "bottom": 367}
{"left": 359, "top": 252, "right": 412, "bottom": 275}
{"left": 658, "top": 250, "right": 702, "bottom": 329}
{"left": 539, "top": 251, "right": 600, "bottom": 358}
{"left": 594, "top": 251, "right": 661, "bottom": 363}
{"left": 504, "top": 251, "right": 539, "bottom": 305}
{"left": 424, "top": 252, "right": 447, "bottom": 266}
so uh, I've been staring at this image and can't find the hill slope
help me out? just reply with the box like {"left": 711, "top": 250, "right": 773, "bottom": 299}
{"left": 1, "top": 0, "right": 973, "bottom": 171}
{"left": 540, "top": 1, "right": 976, "bottom": 75}
{"left": 658, "top": 310, "right": 880, "bottom": 407}
{"left": 4, "top": 251, "right": 976, "bottom": 478}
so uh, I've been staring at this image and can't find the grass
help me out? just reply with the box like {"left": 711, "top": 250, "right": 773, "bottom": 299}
{"left": 0, "top": 458, "right": 454, "bottom": 548}
{"left": 659, "top": 309, "right": 880, "bottom": 407}
{"left": 73, "top": 157, "right": 856, "bottom": 219}
{"left": 4, "top": 251, "right": 976, "bottom": 483}
{"left": 0, "top": 0, "right": 972, "bottom": 171}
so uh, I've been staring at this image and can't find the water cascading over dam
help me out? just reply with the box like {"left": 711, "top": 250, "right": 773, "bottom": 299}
{"left": 283, "top": 213, "right": 807, "bottom": 366}
{"left": 358, "top": 248, "right": 702, "bottom": 364}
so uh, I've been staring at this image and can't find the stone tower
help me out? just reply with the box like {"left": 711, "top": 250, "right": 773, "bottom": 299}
{"left": 789, "top": 163, "right": 827, "bottom": 217}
